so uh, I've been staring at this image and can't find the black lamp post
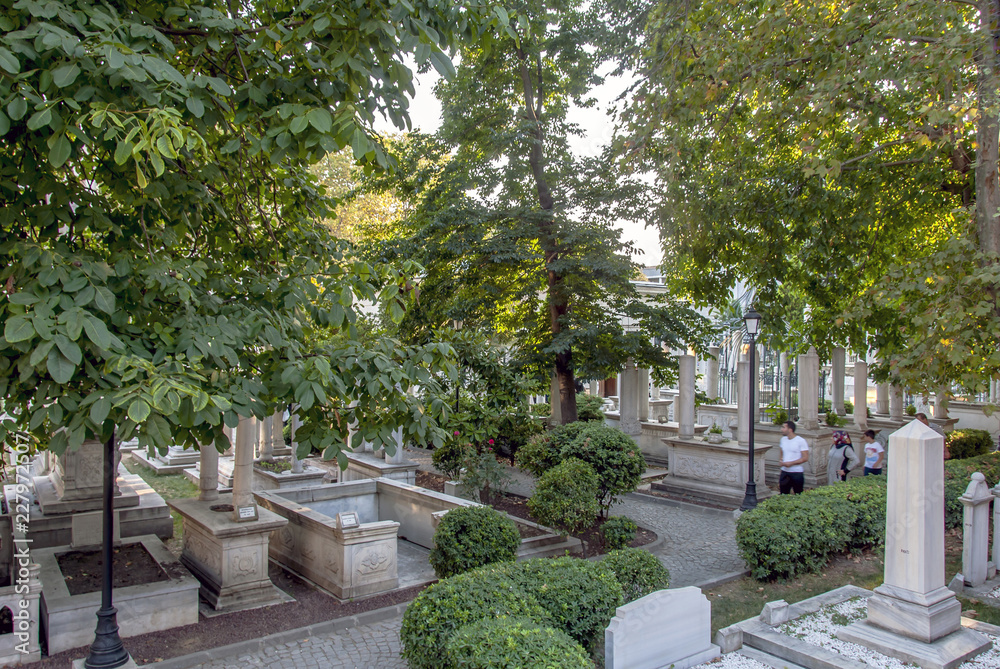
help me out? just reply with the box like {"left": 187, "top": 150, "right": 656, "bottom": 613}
{"left": 740, "top": 306, "right": 762, "bottom": 512}
{"left": 84, "top": 430, "right": 131, "bottom": 668}
{"left": 452, "top": 319, "right": 463, "bottom": 412}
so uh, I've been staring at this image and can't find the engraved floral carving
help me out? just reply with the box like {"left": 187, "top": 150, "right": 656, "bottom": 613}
{"left": 185, "top": 532, "right": 221, "bottom": 574}
{"left": 356, "top": 545, "right": 393, "bottom": 575}
{"left": 230, "top": 549, "right": 259, "bottom": 578}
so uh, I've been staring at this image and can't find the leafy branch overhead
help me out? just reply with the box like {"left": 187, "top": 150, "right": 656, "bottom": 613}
{"left": 0, "top": 0, "right": 508, "bottom": 457}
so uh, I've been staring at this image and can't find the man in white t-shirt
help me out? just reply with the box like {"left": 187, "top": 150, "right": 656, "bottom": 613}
{"left": 779, "top": 420, "right": 810, "bottom": 494}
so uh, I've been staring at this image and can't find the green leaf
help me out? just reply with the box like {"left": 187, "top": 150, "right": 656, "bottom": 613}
{"left": 29, "top": 340, "right": 55, "bottom": 366}
{"left": 429, "top": 50, "right": 456, "bottom": 80}
{"left": 128, "top": 399, "right": 151, "bottom": 423}
{"left": 290, "top": 115, "right": 309, "bottom": 134}
{"left": 54, "top": 334, "right": 82, "bottom": 365}
{"left": 82, "top": 314, "right": 115, "bottom": 350}
{"left": 93, "top": 286, "right": 115, "bottom": 313}
{"left": 46, "top": 348, "right": 76, "bottom": 383}
{"left": 186, "top": 97, "right": 205, "bottom": 118}
{"left": 26, "top": 108, "right": 52, "bottom": 131}
{"left": 0, "top": 111, "right": 8, "bottom": 137}
{"left": 4, "top": 316, "right": 35, "bottom": 343}
{"left": 7, "top": 97, "right": 26, "bottom": 121}
{"left": 307, "top": 108, "right": 332, "bottom": 133}
{"left": 90, "top": 397, "right": 110, "bottom": 426}
{"left": 144, "top": 413, "right": 171, "bottom": 446}
{"left": 49, "top": 134, "right": 71, "bottom": 167}
{"left": 0, "top": 47, "right": 18, "bottom": 74}
{"left": 52, "top": 64, "right": 81, "bottom": 88}
{"left": 114, "top": 141, "right": 133, "bottom": 165}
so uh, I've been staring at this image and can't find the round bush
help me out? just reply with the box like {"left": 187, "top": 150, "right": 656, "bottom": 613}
{"left": 513, "top": 557, "right": 624, "bottom": 646}
{"left": 576, "top": 393, "right": 607, "bottom": 421}
{"left": 809, "top": 474, "right": 887, "bottom": 548}
{"left": 946, "top": 429, "right": 994, "bottom": 460}
{"left": 601, "top": 515, "right": 638, "bottom": 550}
{"left": 736, "top": 494, "right": 856, "bottom": 580}
{"left": 528, "top": 458, "right": 600, "bottom": 535}
{"left": 560, "top": 423, "right": 646, "bottom": 511}
{"left": 430, "top": 505, "right": 520, "bottom": 578}
{"left": 400, "top": 565, "right": 550, "bottom": 669}
{"left": 600, "top": 548, "right": 670, "bottom": 602}
{"left": 445, "top": 616, "right": 592, "bottom": 669}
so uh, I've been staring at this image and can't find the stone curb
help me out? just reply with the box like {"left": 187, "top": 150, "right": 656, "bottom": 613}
{"left": 145, "top": 602, "right": 410, "bottom": 669}
{"left": 626, "top": 491, "right": 737, "bottom": 518}
{"left": 692, "top": 569, "right": 751, "bottom": 591}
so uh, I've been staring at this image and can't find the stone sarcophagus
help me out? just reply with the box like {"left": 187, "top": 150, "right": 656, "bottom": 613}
{"left": 652, "top": 437, "right": 772, "bottom": 508}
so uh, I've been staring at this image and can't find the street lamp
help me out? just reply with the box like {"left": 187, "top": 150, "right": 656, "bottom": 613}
{"left": 84, "top": 430, "right": 132, "bottom": 668}
{"left": 741, "top": 306, "right": 762, "bottom": 512}
{"left": 452, "top": 319, "right": 463, "bottom": 412}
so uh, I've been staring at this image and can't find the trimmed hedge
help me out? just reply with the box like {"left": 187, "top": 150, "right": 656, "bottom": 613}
{"left": 402, "top": 558, "right": 626, "bottom": 668}
{"left": 808, "top": 474, "right": 888, "bottom": 548}
{"left": 515, "top": 557, "right": 623, "bottom": 647}
{"left": 601, "top": 515, "right": 638, "bottom": 550}
{"left": 445, "top": 617, "right": 592, "bottom": 669}
{"left": 429, "top": 506, "right": 520, "bottom": 579}
{"left": 600, "top": 548, "right": 670, "bottom": 602}
{"left": 736, "top": 486, "right": 865, "bottom": 580}
{"left": 944, "top": 452, "right": 1000, "bottom": 528}
{"left": 946, "top": 429, "right": 994, "bottom": 461}
{"left": 528, "top": 458, "right": 600, "bottom": 536}
{"left": 400, "top": 566, "right": 550, "bottom": 669}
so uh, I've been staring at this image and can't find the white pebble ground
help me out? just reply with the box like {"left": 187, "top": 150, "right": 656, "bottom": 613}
{"left": 773, "top": 597, "right": 1000, "bottom": 668}
{"left": 690, "top": 653, "right": 771, "bottom": 669}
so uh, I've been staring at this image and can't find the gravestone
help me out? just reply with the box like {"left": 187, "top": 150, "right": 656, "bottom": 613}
{"left": 960, "top": 473, "right": 992, "bottom": 587}
{"left": 839, "top": 420, "right": 990, "bottom": 669}
{"left": 605, "top": 587, "right": 719, "bottom": 669}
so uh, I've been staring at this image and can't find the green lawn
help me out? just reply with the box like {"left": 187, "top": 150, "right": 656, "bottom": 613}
{"left": 124, "top": 458, "right": 199, "bottom": 555}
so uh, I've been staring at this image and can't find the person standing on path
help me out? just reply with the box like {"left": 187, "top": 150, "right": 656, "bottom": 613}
{"left": 827, "top": 429, "right": 859, "bottom": 485}
{"left": 779, "top": 420, "right": 810, "bottom": 494}
{"left": 862, "top": 429, "right": 884, "bottom": 475}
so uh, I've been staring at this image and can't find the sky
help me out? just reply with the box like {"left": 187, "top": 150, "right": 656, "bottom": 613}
{"left": 374, "top": 69, "right": 664, "bottom": 268}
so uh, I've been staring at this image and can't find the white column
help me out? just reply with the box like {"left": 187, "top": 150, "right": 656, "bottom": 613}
{"left": 876, "top": 380, "right": 889, "bottom": 415}
{"left": 232, "top": 415, "right": 258, "bottom": 521}
{"left": 706, "top": 345, "right": 720, "bottom": 401}
{"left": 960, "top": 473, "right": 992, "bottom": 587}
{"left": 258, "top": 414, "right": 274, "bottom": 461}
{"left": 854, "top": 360, "right": 868, "bottom": 429}
{"left": 289, "top": 410, "right": 303, "bottom": 474}
{"left": 780, "top": 352, "right": 791, "bottom": 409}
{"left": 199, "top": 441, "right": 219, "bottom": 501}
{"left": 992, "top": 482, "right": 1000, "bottom": 576}
{"left": 737, "top": 357, "right": 749, "bottom": 447}
{"left": 831, "top": 346, "right": 846, "bottom": 415}
{"left": 678, "top": 354, "right": 695, "bottom": 439}
{"left": 620, "top": 360, "right": 641, "bottom": 435}
{"left": 889, "top": 384, "right": 904, "bottom": 421}
{"left": 798, "top": 347, "right": 819, "bottom": 430}
{"left": 386, "top": 428, "right": 406, "bottom": 464}
{"left": 638, "top": 368, "right": 650, "bottom": 422}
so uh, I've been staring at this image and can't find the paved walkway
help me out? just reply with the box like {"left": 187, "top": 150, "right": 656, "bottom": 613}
{"left": 179, "top": 448, "right": 744, "bottom": 669}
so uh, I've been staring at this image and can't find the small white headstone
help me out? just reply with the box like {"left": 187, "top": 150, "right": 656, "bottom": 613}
{"left": 760, "top": 600, "right": 790, "bottom": 625}
{"left": 605, "top": 587, "right": 720, "bottom": 669}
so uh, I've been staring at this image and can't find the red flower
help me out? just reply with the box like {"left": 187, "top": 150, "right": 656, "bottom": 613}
{"left": 488, "top": 439, "right": 495, "bottom": 445}
{"left": 453, "top": 430, "right": 460, "bottom": 436}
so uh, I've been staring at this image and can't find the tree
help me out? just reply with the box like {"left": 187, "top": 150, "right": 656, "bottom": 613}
{"left": 0, "top": 0, "right": 502, "bottom": 459}
{"left": 619, "top": 0, "right": 1000, "bottom": 391}
{"left": 361, "top": 2, "right": 712, "bottom": 423}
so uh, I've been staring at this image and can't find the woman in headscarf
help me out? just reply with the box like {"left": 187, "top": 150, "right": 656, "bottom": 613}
{"left": 827, "top": 430, "right": 860, "bottom": 485}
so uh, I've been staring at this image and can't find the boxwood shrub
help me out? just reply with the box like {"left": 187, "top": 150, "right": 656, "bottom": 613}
{"left": 528, "top": 458, "right": 600, "bottom": 536}
{"left": 514, "top": 557, "right": 623, "bottom": 647}
{"left": 576, "top": 393, "right": 608, "bottom": 421}
{"left": 944, "top": 451, "right": 1000, "bottom": 528}
{"left": 601, "top": 515, "right": 638, "bottom": 550}
{"left": 946, "top": 429, "right": 994, "bottom": 461}
{"left": 809, "top": 475, "right": 888, "bottom": 548}
{"left": 429, "top": 505, "right": 520, "bottom": 579}
{"left": 736, "top": 493, "right": 857, "bottom": 580}
{"left": 400, "top": 565, "right": 550, "bottom": 669}
{"left": 444, "top": 617, "right": 592, "bottom": 669}
{"left": 599, "top": 548, "right": 670, "bottom": 602}
{"left": 559, "top": 423, "right": 646, "bottom": 512}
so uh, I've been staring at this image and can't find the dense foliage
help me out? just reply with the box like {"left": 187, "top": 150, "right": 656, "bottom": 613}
{"left": 402, "top": 557, "right": 626, "bottom": 668}
{"left": 599, "top": 548, "right": 670, "bottom": 603}
{"left": 429, "top": 505, "right": 520, "bottom": 579}
{"left": 528, "top": 458, "right": 601, "bottom": 536}
{"left": 576, "top": 393, "right": 608, "bottom": 422}
{"left": 444, "top": 617, "right": 592, "bottom": 669}
{"left": 945, "top": 429, "right": 994, "bottom": 461}
{"left": 601, "top": 515, "right": 638, "bottom": 550}
{"left": 0, "top": 0, "right": 510, "bottom": 458}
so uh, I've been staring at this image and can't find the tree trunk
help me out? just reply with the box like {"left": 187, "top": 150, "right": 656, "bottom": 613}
{"left": 977, "top": 0, "right": 1000, "bottom": 258}
{"left": 519, "top": 44, "right": 578, "bottom": 424}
